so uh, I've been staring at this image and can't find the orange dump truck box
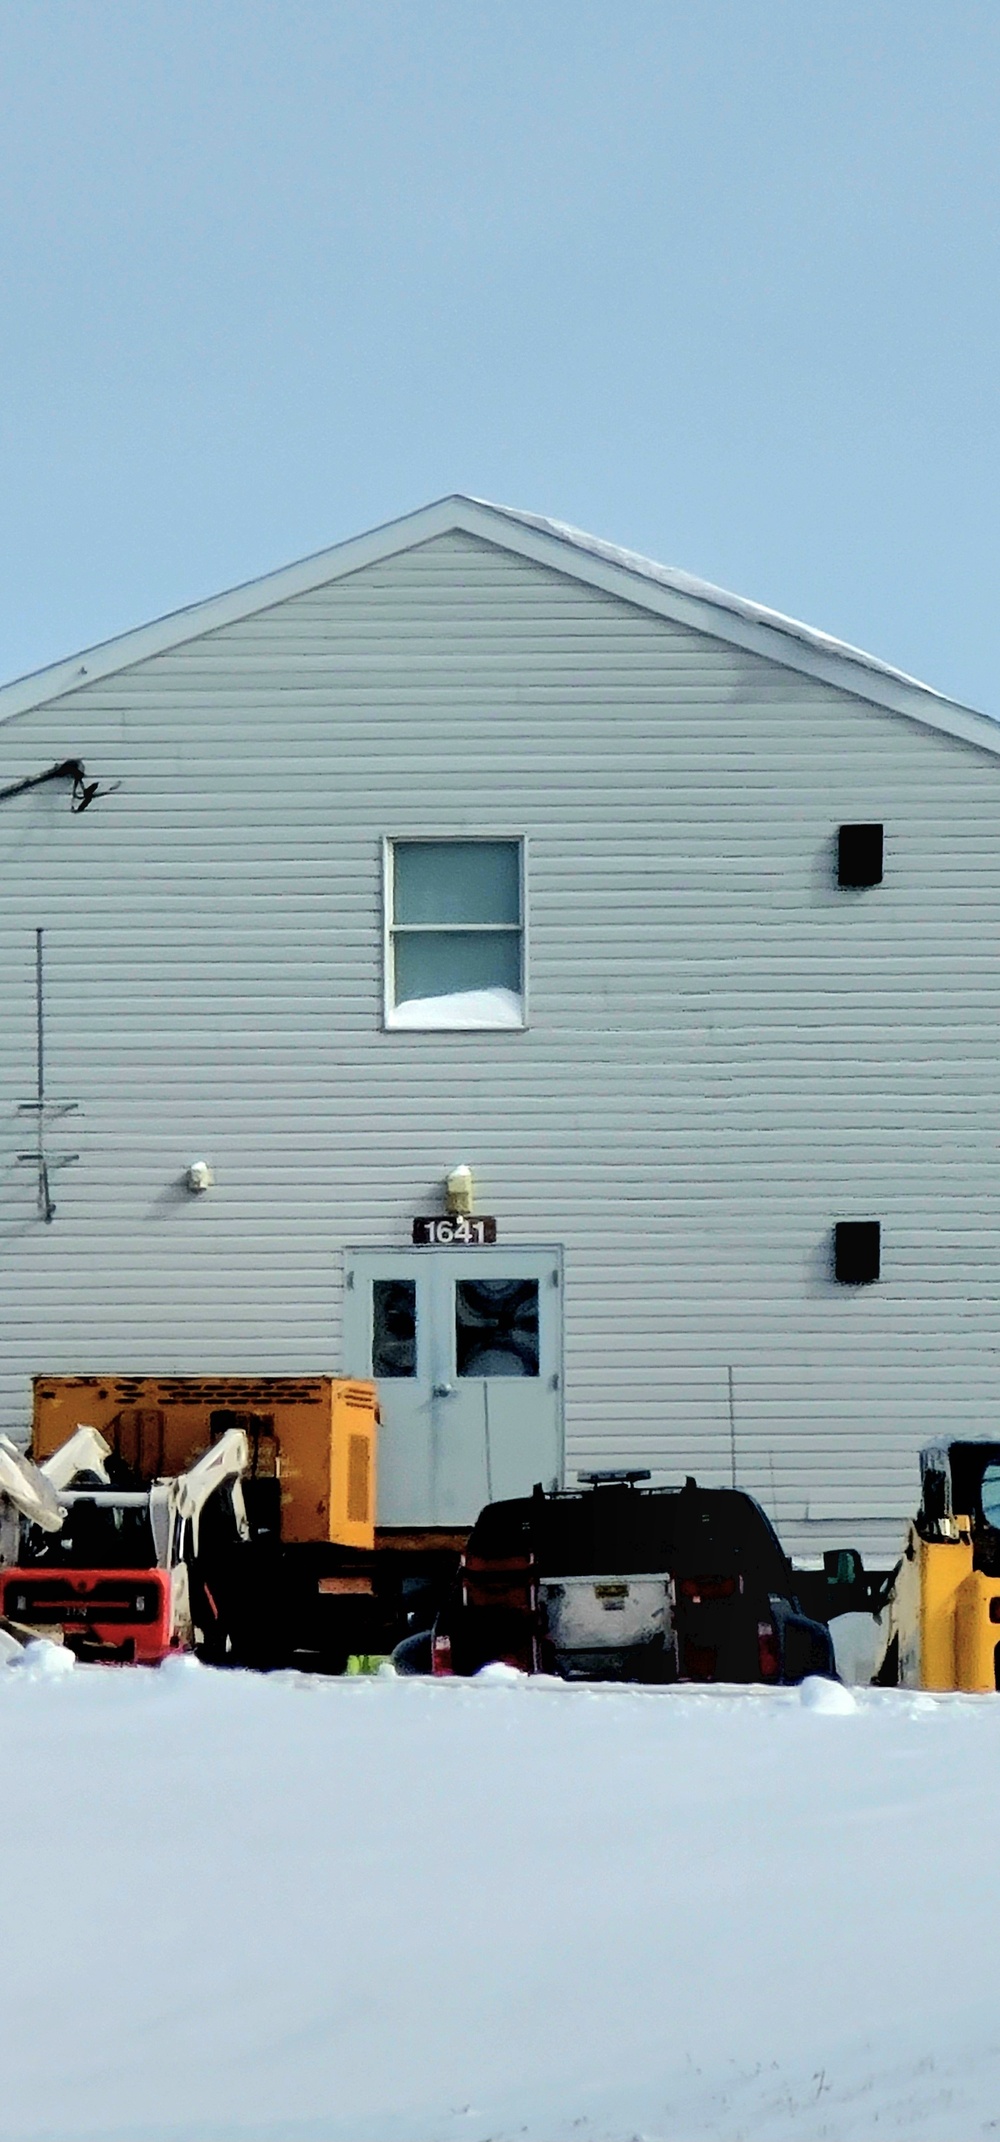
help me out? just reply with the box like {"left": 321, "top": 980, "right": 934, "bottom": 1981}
{"left": 32, "top": 1374, "right": 376, "bottom": 1552}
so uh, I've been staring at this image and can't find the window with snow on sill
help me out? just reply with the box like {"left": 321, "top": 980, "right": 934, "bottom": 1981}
{"left": 386, "top": 839, "right": 525, "bottom": 1030}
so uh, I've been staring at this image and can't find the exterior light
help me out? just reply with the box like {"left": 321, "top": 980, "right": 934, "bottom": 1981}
{"left": 186, "top": 1160, "right": 214, "bottom": 1194}
{"left": 445, "top": 1164, "right": 474, "bottom": 1215}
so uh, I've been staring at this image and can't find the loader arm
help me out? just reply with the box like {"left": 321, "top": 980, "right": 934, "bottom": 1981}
{"left": 171, "top": 1429, "right": 250, "bottom": 1559}
{"left": 0, "top": 1437, "right": 65, "bottom": 1535}
{"left": 39, "top": 1426, "right": 111, "bottom": 1491}
{"left": 149, "top": 1429, "right": 251, "bottom": 1652}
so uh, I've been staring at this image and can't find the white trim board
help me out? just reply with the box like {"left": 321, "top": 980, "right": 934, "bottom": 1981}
{"left": 0, "top": 494, "right": 996, "bottom": 758}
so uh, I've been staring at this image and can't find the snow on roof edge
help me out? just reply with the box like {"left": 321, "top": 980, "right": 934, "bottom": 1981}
{"left": 474, "top": 498, "right": 959, "bottom": 707}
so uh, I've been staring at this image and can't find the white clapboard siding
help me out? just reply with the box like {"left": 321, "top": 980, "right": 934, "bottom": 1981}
{"left": 0, "top": 523, "right": 999, "bottom": 1554}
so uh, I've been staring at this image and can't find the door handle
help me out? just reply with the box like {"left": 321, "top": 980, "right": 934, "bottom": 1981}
{"left": 432, "top": 1382, "right": 454, "bottom": 1398}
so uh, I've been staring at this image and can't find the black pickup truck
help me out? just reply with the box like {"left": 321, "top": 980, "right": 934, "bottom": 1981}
{"left": 394, "top": 1472, "right": 836, "bottom": 1684}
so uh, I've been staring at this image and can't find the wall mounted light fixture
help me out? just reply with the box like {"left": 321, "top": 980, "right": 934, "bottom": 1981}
{"left": 186, "top": 1160, "right": 215, "bottom": 1194}
{"left": 445, "top": 1164, "right": 474, "bottom": 1215}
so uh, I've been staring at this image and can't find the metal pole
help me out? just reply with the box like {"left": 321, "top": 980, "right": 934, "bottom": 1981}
{"left": 483, "top": 1383, "right": 494, "bottom": 1503}
{"left": 16, "top": 927, "right": 77, "bottom": 1223}
{"left": 35, "top": 928, "right": 54, "bottom": 1221}
{"left": 35, "top": 927, "right": 44, "bottom": 1106}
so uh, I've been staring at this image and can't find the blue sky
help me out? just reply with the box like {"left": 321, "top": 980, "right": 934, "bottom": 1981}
{"left": 1, "top": 2, "right": 998, "bottom": 711}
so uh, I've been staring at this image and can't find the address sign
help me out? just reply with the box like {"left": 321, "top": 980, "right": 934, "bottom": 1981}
{"left": 412, "top": 1215, "right": 497, "bottom": 1246}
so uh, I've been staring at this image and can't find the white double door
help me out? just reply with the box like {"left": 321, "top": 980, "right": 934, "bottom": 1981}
{"left": 343, "top": 1247, "right": 563, "bottom": 1526}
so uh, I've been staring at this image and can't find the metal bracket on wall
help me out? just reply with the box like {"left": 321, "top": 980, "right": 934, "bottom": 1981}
{"left": 16, "top": 1129, "right": 80, "bottom": 1224}
{"left": 0, "top": 758, "right": 118, "bottom": 814}
{"left": 16, "top": 929, "right": 79, "bottom": 1222}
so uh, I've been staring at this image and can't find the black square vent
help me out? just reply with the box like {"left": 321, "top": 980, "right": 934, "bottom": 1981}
{"left": 834, "top": 1221, "right": 881, "bottom": 1285}
{"left": 838, "top": 823, "right": 883, "bottom": 888}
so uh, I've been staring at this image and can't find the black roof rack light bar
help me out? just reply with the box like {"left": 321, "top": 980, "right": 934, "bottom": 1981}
{"left": 577, "top": 1469, "right": 652, "bottom": 1487}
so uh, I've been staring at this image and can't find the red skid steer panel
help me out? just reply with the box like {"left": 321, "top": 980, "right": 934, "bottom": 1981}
{"left": 0, "top": 1567, "right": 173, "bottom": 1664}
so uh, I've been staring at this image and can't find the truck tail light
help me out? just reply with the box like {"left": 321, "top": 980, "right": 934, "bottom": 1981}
{"left": 681, "top": 1640, "right": 718, "bottom": 1680}
{"left": 431, "top": 1633, "right": 453, "bottom": 1677}
{"left": 678, "top": 1575, "right": 739, "bottom": 1604}
{"left": 757, "top": 1620, "right": 781, "bottom": 1681}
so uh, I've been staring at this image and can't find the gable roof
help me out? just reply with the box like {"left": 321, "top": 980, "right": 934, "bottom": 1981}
{"left": 0, "top": 493, "right": 995, "bottom": 757}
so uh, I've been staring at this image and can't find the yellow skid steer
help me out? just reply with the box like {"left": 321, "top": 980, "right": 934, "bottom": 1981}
{"left": 881, "top": 1440, "right": 1000, "bottom": 1691}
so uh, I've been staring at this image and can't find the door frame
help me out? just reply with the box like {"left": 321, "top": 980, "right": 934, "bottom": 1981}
{"left": 343, "top": 1243, "right": 566, "bottom": 1518}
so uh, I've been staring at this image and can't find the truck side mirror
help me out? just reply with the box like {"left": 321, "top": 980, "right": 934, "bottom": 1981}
{"left": 823, "top": 1548, "right": 864, "bottom": 1588}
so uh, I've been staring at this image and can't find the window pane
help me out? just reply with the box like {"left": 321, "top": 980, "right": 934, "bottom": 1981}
{"left": 372, "top": 1280, "right": 416, "bottom": 1378}
{"left": 394, "top": 841, "right": 520, "bottom": 926}
{"left": 983, "top": 1464, "right": 1000, "bottom": 1530}
{"left": 455, "top": 1279, "right": 539, "bottom": 1378}
{"left": 393, "top": 928, "right": 521, "bottom": 1007}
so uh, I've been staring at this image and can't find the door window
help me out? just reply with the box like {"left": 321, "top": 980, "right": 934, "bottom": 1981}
{"left": 455, "top": 1278, "right": 539, "bottom": 1378}
{"left": 372, "top": 1279, "right": 417, "bottom": 1378}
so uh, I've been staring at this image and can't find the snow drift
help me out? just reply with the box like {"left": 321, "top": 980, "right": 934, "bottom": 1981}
{"left": 1, "top": 1663, "right": 998, "bottom": 2142}
{"left": 386, "top": 986, "right": 523, "bottom": 1028}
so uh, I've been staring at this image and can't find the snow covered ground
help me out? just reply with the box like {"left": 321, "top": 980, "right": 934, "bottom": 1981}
{"left": 2, "top": 1650, "right": 999, "bottom": 2142}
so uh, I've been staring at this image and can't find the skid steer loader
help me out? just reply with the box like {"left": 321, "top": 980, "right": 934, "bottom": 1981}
{"left": 878, "top": 1438, "right": 1000, "bottom": 1692}
{"left": 0, "top": 1426, "right": 250, "bottom": 1663}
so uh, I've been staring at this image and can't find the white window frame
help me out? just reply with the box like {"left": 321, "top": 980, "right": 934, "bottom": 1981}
{"left": 382, "top": 834, "right": 528, "bottom": 1032}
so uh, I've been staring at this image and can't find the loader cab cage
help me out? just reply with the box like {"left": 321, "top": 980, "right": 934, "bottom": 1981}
{"left": 918, "top": 1440, "right": 1000, "bottom": 1573}
{"left": 24, "top": 1493, "right": 156, "bottom": 1570}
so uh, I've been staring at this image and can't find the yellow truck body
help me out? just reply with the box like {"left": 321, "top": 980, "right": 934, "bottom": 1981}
{"left": 31, "top": 1374, "right": 376, "bottom": 1552}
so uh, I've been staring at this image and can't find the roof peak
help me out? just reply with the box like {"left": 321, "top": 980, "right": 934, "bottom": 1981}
{"left": 0, "top": 493, "right": 993, "bottom": 758}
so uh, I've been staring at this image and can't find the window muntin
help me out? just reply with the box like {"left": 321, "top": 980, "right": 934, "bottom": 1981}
{"left": 387, "top": 839, "right": 524, "bottom": 1029}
